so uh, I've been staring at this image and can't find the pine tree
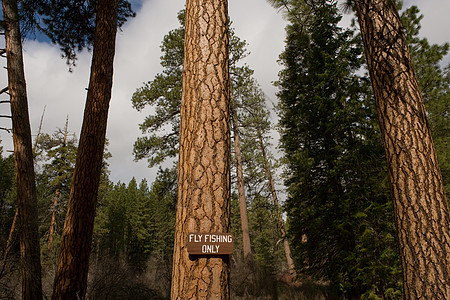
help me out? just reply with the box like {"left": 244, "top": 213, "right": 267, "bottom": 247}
{"left": 230, "top": 99, "right": 254, "bottom": 275}
{"left": 93, "top": 168, "right": 176, "bottom": 275}
{"left": 131, "top": 12, "right": 251, "bottom": 168}
{"left": 274, "top": 0, "right": 401, "bottom": 297}
{"left": 354, "top": 0, "right": 450, "bottom": 297}
{"left": 2, "top": 0, "right": 43, "bottom": 297}
{"left": 131, "top": 10, "right": 260, "bottom": 282}
{"left": 52, "top": 0, "right": 121, "bottom": 297}
{"left": 170, "top": 0, "right": 231, "bottom": 298}
{"left": 233, "top": 76, "right": 297, "bottom": 289}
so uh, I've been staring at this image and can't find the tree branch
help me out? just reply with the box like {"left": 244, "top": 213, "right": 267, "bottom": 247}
{"left": 0, "top": 87, "right": 9, "bottom": 94}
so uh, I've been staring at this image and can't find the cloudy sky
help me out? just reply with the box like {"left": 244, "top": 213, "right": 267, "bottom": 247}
{"left": 1, "top": 0, "right": 449, "bottom": 185}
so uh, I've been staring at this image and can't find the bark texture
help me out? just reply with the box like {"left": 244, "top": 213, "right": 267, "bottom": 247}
{"left": 171, "top": 0, "right": 231, "bottom": 298}
{"left": 256, "top": 131, "right": 296, "bottom": 277}
{"left": 47, "top": 189, "right": 60, "bottom": 250}
{"left": 52, "top": 0, "right": 118, "bottom": 298}
{"left": 3, "top": 0, "right": 43, "bottom": 298}
{"left": 230, "top": 101, "right": 253, "bottom": 269}
{"left": 354, "top": 0, "right": 450, "bottom": 298}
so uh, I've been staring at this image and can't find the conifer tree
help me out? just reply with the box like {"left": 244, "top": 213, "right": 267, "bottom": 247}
{"left": 170, "top": 0, "right": 231, "bottom": 298}
{"left": 131, "top": 10, "right": 259, "bottom": 280}
{"left": 2, "top": 1, "right": 134, "bottom": 297}
{"left": 2, "top": 0, "right": 43, "bottom": 297}
{"left": 52, "top": 0, "right": 121, "bottom": 297}
{"left": 273, "top": 0, "right": 401, "bottom": 297}
{"left": 353, "top": 0, "right": 450, "bottom": 297}
{"left": 34, "top": 119, "right": 77, "bottom": 259}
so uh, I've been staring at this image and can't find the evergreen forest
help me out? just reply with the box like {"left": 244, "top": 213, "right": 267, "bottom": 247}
{"left": 0, "top": 0, "right": 449, "bottom": 299}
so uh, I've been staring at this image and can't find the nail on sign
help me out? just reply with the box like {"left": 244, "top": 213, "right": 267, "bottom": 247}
{"left": 187, "top": 233, "right": 234, "bottom": 255}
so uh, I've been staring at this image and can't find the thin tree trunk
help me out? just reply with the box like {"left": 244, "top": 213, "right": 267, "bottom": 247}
{"left": 256, "top": 130, "right": 296, "bottom": 278}
{"left": 354, "top": 0, "right": 450, "bottom": 298}
{"left": 171, "top": 0, "right": 231, "bottom": 298}
{"left": 33, "top": 105, "right": 45, "bottom": 154}
{"left": 52, "top": 0, "right": 118, "bottom": 298}
{"left": 2, "top": 0, "right": 43, "bottom": 298}
{"left": 230, "top": 100, "right": 253, "bottom": 269}
{"left": 47, "top": 116, "right": 68, "bottom": 251}
{"left": 47, "top": 189, "right": 60, "bottom": 250}
{"left": 2, "top": 208, "right": 18, "bottom": 263}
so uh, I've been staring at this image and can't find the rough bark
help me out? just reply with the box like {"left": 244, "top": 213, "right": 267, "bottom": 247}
{"left": 2, "top": 0, "right": 43, "bottom": 298}
{"left": 47, "top": 189, "right": 60, "bottom": 250}
{"left": 354, "top": 0, "right": 450, "bottom": 298}
{"left": 52, "top": 0, "right": 118, "bottom": 298}
{"left": 230, "top": 100, "right": 253, "bottom": 269}
{"left": 256, "top": 130, "right": 296, "bottom": 278}
{"left": 170, "top": 0, "right": 231, "bottom": 298}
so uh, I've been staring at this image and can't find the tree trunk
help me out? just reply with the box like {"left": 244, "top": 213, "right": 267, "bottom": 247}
{"left": 171, "top": 0, "right": 231, "bottom": 298}
{"left": 52, "top": 0, "right": 118, "bottom": 298}
{"left": 47, "top": 189, "right": 60, "bottom": 250}
{"left": 230, "top": 100, "right": 254, "bottom": 269}
{"left": 354, "top": 0, "right": 450, "bottom": 298}
{"left": 2, "top": 208, "right": 18, "bottom": 264}
{"left": 256, "top": 130, "right": 296, "bottom": 278}
{"left": 2, "top": 0, "right": 43, "bottom": 298}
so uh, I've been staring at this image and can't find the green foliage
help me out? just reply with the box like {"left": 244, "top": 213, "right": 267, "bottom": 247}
{"left": 276, "top": 0, "right": 401, "bottom": 297}
{"left": 16, "top": 0, "right": 135, "bottom": 68}
{"left": 131, "top": 11, "right": 184, "bottom": 167}
{"left": 265, "top": 0, "right": 313, "bottom": 26}
{"left": 249, "top": 193, "right": 280, "bottom": 293}
{"left": 0, "top": 143, "right": 18, "bottom": 297}
{"left": 0, "top": 144, "right": 16, "bottom": 250}
{"left": 131, "top": 10, "right": 254, "bottom": 168}
{"left": 34, "top": 127, "right": 78, "bottom": 245}
{"left": 35, "top": 127, "right": 78, "bottom": 196}
{"left": 32, "top": 125, "right": 112, "bottom": 266}
{"left": 93, "top": 167, "right": 176, "bottom": 272}
{"left": 0, "top": 143, "right": 15, "bottom": 205}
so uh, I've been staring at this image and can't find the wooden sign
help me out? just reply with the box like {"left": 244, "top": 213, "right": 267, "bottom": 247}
{"left": 187, "top": 233, "right": 234, "bottom": 255}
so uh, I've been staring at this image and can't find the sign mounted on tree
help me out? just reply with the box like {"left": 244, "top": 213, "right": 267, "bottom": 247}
{"left": 187, "top": 233, "right": 234, "bottom": 255}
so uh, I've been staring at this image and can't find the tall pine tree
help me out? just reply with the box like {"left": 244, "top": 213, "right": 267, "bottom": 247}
{"left": 275, "top": 1, "right": 401, "bottom": 297}
{"left": 353, "top": 0, "right": 450, "bottom": 297}
{"left": 170, "top": 0, "right": 231, "bottom": 297}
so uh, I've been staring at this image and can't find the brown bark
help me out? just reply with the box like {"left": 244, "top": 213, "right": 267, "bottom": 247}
{"left": 2, "top": 0, "right": 43, "bottom": 298}
{"left": 47, "top": 189, "right": 60, "bottom": 251}
{"left": 2, "top": 208, "right": 18, "bottom": 264}
{"left": 256, "top": 130, "right": 296, "bottom": 278}
{"left": 171, "top": 0, "right": 230, "bottom": 298}
{"left": 52, "top": 0, "right": 118, "bottom": 298}
{"left": 230, "top": 100, "right": 253, "bottom": 269}
{"left": 354, "top": 0, "right": 450, "bottom": 298}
